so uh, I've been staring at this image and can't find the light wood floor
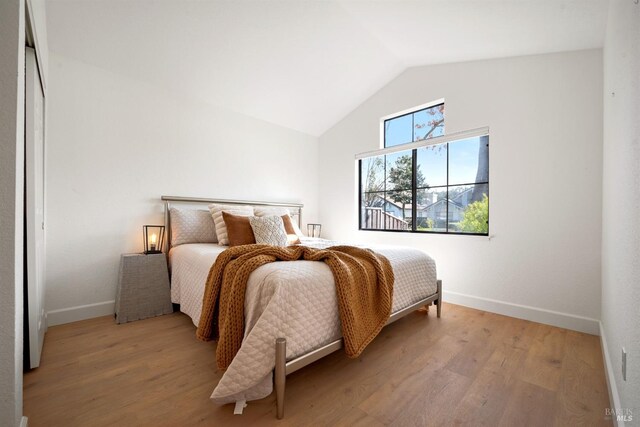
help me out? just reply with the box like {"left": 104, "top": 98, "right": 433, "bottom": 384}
{"left": 23, "top": 303, "right": 611, "bottom": 426}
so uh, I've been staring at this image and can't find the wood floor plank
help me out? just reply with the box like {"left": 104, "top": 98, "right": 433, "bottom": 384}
{"left": 389, "top": 367, "right": 474, "bottom": 426}
{"left": 451, "top": 346, "right": 528, "bottom": 425}
{"left": 445, "top": 337, "right": 496, "bottom": 379}
{"left": 279, "top": 312, "right": 441, "bottom": 425}
{"left": 554, "top": 331, "right": 612, "bottom": 426}
{"left": 23, "top": 303, "right": 611, "bottom": 426}
{"left": 483, "top": 344, "right": 528, "bottom": 379}
{"left": 498, "top": 379, "right": 557, "bottom": 426}
{"left": 491, "top": 316, "right": 539, "bottom": 352}
{"left": 328, "top": 407, "right": 386, "bottom": 427}
{"left": 357, "top": 333, "right": 467, "bottom": 424}
{"left": 452, "top": 368, "right": 516, "bottom": 426}
{"left": 518, "top": 323, "right": 567, "bottom": 391}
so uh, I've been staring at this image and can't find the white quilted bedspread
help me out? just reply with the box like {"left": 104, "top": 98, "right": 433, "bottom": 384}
{"left": 169, "top": 238, "right": 437, "bottom": 404}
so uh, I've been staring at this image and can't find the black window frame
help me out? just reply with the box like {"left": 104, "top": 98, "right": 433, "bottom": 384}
{"left": 382, "top": 102, "right": 445, "bottom": 148}
{"left": 359, "top": 103, "right": 489, "bottom": 236}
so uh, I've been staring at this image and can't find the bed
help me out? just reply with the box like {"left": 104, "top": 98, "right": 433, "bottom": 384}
{"left": 162, "top": 196, "right": 442, "bottom": 418}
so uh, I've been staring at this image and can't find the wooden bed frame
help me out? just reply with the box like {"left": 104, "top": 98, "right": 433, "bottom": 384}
{"left": 161, "top": 195, "right": 442, "bottom": 419}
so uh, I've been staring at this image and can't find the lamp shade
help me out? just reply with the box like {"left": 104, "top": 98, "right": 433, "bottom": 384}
{"left": 143, "top": 225, "right": 165, "bottom": 254}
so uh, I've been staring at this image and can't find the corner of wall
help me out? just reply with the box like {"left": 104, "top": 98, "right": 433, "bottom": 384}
{"left": 599, "top": 322, "right": 624, "bottom": 427}
{"left": 601, "top": 0, "right": 640, "bottom": 419}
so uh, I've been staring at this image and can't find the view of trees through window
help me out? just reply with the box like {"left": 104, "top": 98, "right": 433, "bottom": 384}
{"left": 359, "top": 102, "right": 489, "bottom": 235}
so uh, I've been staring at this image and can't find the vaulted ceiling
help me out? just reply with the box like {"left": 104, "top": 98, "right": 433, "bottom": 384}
{"left": 46, "top": 0, "right": 608, "bottom": 136}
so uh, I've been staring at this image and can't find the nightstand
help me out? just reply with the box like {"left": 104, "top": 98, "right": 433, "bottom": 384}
{"left": 115, "top": 253, "right": 173, "bottom": 324}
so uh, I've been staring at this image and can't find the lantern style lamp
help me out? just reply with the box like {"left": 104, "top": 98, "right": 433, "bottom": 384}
{"left": 307, "top": 223, "right": 322, "bottom": 238}
{"left": 143, "top": 225, "right": 165, "bottom": 254}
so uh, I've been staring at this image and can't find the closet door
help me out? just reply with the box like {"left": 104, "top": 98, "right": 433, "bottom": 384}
{"left": 25, "top": 46, "right": 46, "bottom": 369}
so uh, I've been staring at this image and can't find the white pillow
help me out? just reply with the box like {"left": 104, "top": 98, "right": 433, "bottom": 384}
{"left": 208, "top": 204, "right": 254, "bottom": 246}
{"left": 170, "top": 208, "right": 217, "bottom": 246}
{"left": 249, "top": 216, "right": 288, "bottom": 247}
{"left": 254, "top": 207, "right": 304, "bottom": 237}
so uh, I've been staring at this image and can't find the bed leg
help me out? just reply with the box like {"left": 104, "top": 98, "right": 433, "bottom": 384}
{"left": 436, "top": 280, "right": 442, "bottom": 318}
{"left": 275, "top": 338, "right": 286, "bottom": 419}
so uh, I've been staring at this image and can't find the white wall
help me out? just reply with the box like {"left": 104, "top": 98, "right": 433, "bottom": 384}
{"left": 0, "top": 0, "right": 25, "bottom": 425}
{"left": 319, "top": 50, "right": 603, "bottom": 334}
{"left": 601, "top": 0, "right": 640, "bottom": 418}
{"left": 45, "top": 52, "right": 319, "bottom": 324}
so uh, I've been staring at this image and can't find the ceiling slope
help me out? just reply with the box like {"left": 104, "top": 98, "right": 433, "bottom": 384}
{"left": 47, "top": 0, "right": 608, "bottom": 136}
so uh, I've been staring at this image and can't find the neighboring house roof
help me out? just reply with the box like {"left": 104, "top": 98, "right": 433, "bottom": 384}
{"left": 422, "top": 187, "right": 473, "bottom": 211}
{"left": 422, "top": 198, "right": 465, "bottom": 212}
{"left": 369, "top": 194, "right": 404, "bottom": 210}
{"left": 371, "top": 186, "right": 475, "bottom": 212}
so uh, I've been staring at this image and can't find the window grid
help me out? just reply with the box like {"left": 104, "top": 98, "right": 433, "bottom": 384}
{"left": 361, "top": 103, "right": 488, "bottom": 236}
{"left": 383, "top": 103, "right": 444, "bottom": 148}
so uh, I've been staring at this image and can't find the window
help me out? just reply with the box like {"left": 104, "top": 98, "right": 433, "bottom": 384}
{"left": 358, "top": 102, "right": 489, "bottom": 235}
{"left": 383, "top": 102, "right": 445, "bottom": 147}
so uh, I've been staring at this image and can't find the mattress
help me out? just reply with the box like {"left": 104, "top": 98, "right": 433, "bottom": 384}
{"left": 169, "top": 238, "right": 438, "bottom": 404}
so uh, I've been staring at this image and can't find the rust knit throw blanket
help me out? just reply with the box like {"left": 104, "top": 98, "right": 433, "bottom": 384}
{"left": 196, "top": 244, "right": 394, "bottom": 370}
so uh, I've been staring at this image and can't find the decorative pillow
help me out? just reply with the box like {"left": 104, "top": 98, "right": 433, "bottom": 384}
{"left": 208, "top": 204, "right": 254, "bottom": 246}
{"left": 249, "top": 216, "right": 288, "bottom": 247}
{"left": 222, "top": 212, "right": 256, "bottom": 247}
{"left": 169, "top": 208, "right": 217, "bottom": 246}
{"left": 281, "top": 215, "right": 301, "bottom": 245}
{"left": 254, "top": 207, "right": 304, "bottom": 237}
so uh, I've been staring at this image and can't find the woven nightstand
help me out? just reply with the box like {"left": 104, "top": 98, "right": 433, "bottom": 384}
{"left": 115, "top": 253, "right": 173, "bottom": 324}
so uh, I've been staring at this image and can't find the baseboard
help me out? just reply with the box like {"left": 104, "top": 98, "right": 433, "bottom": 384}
{"left": 20, "top": 416, "right": 28, "bottom": 427}
{"left": 599, "top": 321, "right": 624, "bottom": 427}
{"left": 46, "top": 300, "right": 115, "bottom": 326}
{"left": 443, "top": 290, "right": 600, "bottom": 335}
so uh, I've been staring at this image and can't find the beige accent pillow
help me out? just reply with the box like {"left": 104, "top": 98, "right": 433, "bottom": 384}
{"left": 208, "top": 204, "right": 254, "bottom": 246}
{"left": 254, "top": 207, "right": 304, "bottom": 237}
{"left": 222, "top": 212, "right": 256, "bottom": 247}
{"left": 169, "top": 208, "right": 217, "bottom": 246}
{"left": 249, "top": 216, "right": 288, "bottom": 247}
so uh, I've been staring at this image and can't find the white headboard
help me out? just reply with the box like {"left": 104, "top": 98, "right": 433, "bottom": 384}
{"left": 161, "top": 195, "right": 304, "bottom": 251}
